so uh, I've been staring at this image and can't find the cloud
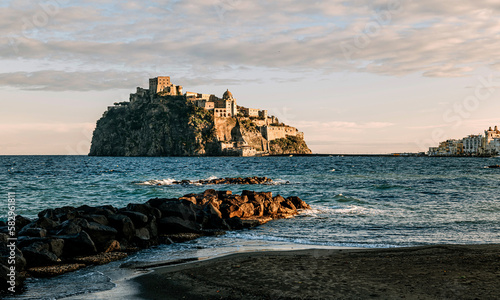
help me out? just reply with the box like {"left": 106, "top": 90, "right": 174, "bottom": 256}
{"left": 1, "top": 0, "right": 500, "bottom": 90}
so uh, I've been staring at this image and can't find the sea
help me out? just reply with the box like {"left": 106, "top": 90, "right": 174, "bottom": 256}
{"left": 1, "top": 155, "right": 499, "bottom": 299}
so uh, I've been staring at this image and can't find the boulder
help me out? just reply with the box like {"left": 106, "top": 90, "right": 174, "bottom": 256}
{"left": 32, "top": 217, "right": 59, "bottom": 230}
{"left": 53, "top": 219, "right": 83, "bottom": 236}
{"left": 159, "top": 216, "right": 201, "bottom": 234}
{"left": 108, "top": 214, "right": 136, "bottom": 241}
{"left": 157, "top": 200, "right": 198, "bottom": 222}
{"left": 120, "top": 211, "right": 148, "bottom": 227}
{"left": 20, "top": 241, "right": 59, "bottom": 267}
{"left": 15, "top": 215, "right": 32, "bottom": 231}
{"left": 81, "top": 222, "right": 118, "bottom": 252}
{"left": 239, "top": 203, "right": 255, "bottom": 218}
{"left": 83, "top": 214, "right": 109, "bottom": 226}
{"left": 286, "top": 196, "right": 310, "bottom": 209}
{"left": 49, "top": 238, "right": 64, "bottom": 257}
{"left": 126, "top": 203, "right": 161, "bottom": 220}
{"left": 57, "top": 231, "right": 97, "bottom": 257}
{"left": 18, "top": 227, "right": 47, "bottom": 238}
{"left": 38, "top": 206, "right": 78, "bottom": 222}
{"left": 134, "top": 227, "right": 150, "bottom": 241}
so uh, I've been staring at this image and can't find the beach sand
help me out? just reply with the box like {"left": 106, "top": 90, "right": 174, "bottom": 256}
{"left": 131, "top": 244, "right": 500, "bottom": 300}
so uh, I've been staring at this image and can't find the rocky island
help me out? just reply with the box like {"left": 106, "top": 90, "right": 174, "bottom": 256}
{"left": 89, "top": 76, "right": 311, "bottom": 156}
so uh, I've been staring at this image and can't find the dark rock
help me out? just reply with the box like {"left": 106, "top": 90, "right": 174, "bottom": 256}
{"left": 126, "top": 203, "right": 161, "bottom": 220}
{"left": 33, "top": 217, "right": 59, "bottom": 230}
{"left": 21, "top": 242, "right": 59, "bottom": 267}
{"left": 18, "top": 227, "right": 47, "bottom": 238}
{"left": 76, "top": 205, "right": 115, "bottom": 217}
{"left": 108, "top": 214, "right": 135, "bottom": 240}
{"left": 57, "top": 231, "right": 97, "bottom": 257}
{"left": 134, "top": 228, "right": 150, "bottom": 241}
{"left": 120, "top": 211, "right": 148, "bottom": 227}
{"left": 158, "top": 200, "right": 198, "bottom": 222}
{"left": 225, "top": 217, "right": 244, "bottom": 230}
{"left": 146, "top": 197, "right": 178, "bottom": 209}
{"left": 81, "top": 222, "right": 118, "bottom": 252}
{"left": 53, "top": 219, "right": 83, "bottom": 236}
{"left": 159, "top": 216, "right": 201, "bottom": 234}
{"left": 49, "top": 238, "right": 64, "bottom": 257}
{"left": 38, "top": 206, "right": 78, "bottom": 222}
{"left": 15, "top": 215, "right": 32, "bottom": 231}
{"left": 83, "top": 214, "right": 109, "bottom": 226}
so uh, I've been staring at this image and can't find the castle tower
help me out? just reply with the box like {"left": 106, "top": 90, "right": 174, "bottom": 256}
{"left": 222, "top": 89, "right": 237, "bottom": 116}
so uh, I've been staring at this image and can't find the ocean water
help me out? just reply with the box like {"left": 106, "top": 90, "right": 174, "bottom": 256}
{"left": 2, "top": 155, "right": 500, "bottom": 299}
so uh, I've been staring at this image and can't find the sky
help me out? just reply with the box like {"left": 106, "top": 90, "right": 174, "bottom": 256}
{"left": 1, "top": 0, "right": 500, "bottom": 154}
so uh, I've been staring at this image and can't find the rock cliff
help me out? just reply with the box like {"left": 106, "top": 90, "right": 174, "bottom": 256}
{"left": 89, "top": 92, "right": 311, "bottom": 156}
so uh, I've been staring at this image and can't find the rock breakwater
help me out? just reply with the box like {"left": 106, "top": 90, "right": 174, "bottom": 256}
{"left": 0, "top": 189, "right": 309, "bottom": 293}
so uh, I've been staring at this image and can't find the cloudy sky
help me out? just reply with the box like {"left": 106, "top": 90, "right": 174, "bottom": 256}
{"left": 2, "top": 0, "right": 500, "bottom": 154}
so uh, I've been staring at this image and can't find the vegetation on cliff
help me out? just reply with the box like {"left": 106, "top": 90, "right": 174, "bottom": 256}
{"left": 89, "top": 95, "right": 218, "bottom": 156}
{"left": 270, "top": 136, "right": 312, "bottom": 155}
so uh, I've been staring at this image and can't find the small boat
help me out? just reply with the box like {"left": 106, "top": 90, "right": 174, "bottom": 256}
{"left": 486, "top": 165, "right": 500, "bottom": 168}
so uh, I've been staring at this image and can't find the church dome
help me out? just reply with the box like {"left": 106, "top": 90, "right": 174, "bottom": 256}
{"left": 223, "top": 89, "right": 233, "bottom": 100}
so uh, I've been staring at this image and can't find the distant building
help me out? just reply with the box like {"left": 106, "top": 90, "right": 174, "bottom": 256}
{"left": 463, "top": 135, "right": 482, "bottom": 155}
{"left": 149, "top": 76, "right": 183, "bottom": 95}
{"left": 428, "top": 125, "right": 500, "bottom": 156}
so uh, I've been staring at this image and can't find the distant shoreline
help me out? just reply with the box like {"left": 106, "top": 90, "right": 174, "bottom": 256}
{"left": 1, "top": 154, "right": 499, "bottom": 157}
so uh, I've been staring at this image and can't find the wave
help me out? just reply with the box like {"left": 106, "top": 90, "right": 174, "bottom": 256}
{"left": 133, "top": 176, "right": 291, "bottom": 186}
{"left": 225, "top": 232, "right": 394, "bottom": 249}
{"left": 135, "top": 178, "right": 177, "bottom": 186}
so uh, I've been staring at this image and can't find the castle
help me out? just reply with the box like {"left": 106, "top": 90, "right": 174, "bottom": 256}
{"left": 110, "top": 76, "right": 307, "bottom": 156}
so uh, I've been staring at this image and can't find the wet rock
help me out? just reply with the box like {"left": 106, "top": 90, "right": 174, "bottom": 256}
{"left": 120, "top": 211, "right": 148, "bottom": 227}
{"left": 38, "top": 206, "right": 78, "bottom": 222}
{"left": 83, "top": 214, "right": 109, "bottom": 226}
{"left": 49, "top": 238, "right": 64, "bottom": 257}
{"left": 287, "top": 196, "right": 310, "bottom": 209}
{"left": 53, "top": 219, "right": 83, "bottom": 236}
{"left": 108, "top": 214, "right": 135, "bottom": 241}
{"left": 158, "top": 200, "right": 198, "bottom": 222}
{"left": 18, "top": 227, "right": 47, "bottom": 238}
{"left": 20, "top": 241, "right": 59, "bottom": 267}
{"left": 126, "top": 203, "right": 161, "bottom": 220}
{"left": 58, "top": 231, "right": 97, "bottom": 257}
{"left": 159, "top": 216, "right": 201, "bottom": 234}
{"left": 81, "top": 222, "right": 118, "bottom": 252}
{"left": 134, "top": 227, "right": 150, "bottom": 241}
{"left": 33, "top": 217, "right": 59, "bottom": 230}
{"left": 15, "top": 215, "right": 32, "bottom": 232}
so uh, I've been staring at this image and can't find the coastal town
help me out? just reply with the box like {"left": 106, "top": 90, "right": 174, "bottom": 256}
{"left": 428, "top": 126, "right": 500, "bottom": 156}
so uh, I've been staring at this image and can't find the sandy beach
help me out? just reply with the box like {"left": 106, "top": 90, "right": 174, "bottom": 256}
{"left": 131, "top": 244, "right": 500, "bottom": 300}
